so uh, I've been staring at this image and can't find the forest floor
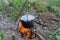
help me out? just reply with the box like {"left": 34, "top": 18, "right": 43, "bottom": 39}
{"left": 0, "top": 8, "right": 60, "bottom": 40}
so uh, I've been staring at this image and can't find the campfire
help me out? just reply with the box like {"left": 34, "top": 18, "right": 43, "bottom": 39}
{"left": 18, "top": 14, "right": 36, "bottom": 39}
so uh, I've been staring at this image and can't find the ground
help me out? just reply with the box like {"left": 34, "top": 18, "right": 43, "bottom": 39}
{"left": 0, "top": 8, "right": 60, "bottom": 40}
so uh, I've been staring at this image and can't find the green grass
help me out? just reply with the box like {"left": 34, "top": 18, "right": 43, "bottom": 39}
{"left": 48, "top": 0, "right": 60, "bottom": 7}
{"left": 0, "top": 0, "right": 6, "bottom": 11}
{"left": 57, "top": 22, "right": 60, "bottom": 27}
{"left": 33, "top": 0, "right": 48, "bottom": 12}
{"left": 0, "top": 0, "right": 60, "bottom": 21}
{"left": 0, "top": 33, "right": 5, "bottom": 40}
{"left": 46, "top": 0, "right": 60, "bottom": 13}
{"left": 33, "top": 0, "right": 60, "bottom": 13}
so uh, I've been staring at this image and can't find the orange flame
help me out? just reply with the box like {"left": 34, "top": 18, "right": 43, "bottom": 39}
{"left": 18, "top": 22, "right": 35, "bottom": 39}
{"left": 18, "top": 22, "right": 31, "bottom": 39}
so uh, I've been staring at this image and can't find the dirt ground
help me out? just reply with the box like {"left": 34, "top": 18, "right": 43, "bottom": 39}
{"left": 0, "top": 9, "right": 60, "bottom": 40}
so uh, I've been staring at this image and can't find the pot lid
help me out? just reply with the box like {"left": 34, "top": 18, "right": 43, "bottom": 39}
{"left": 20, "top": 14, "right": 35, "bottom": 21}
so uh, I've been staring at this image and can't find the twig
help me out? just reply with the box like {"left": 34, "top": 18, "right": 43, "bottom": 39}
{"left": 15, "top": 0, "right": 28, "bottom": 21}
{"left": 12, "top": 35, "right": 15, "bottom": 40}
{"left": 35, "top": 32, "right": 45, "bottom": 40}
